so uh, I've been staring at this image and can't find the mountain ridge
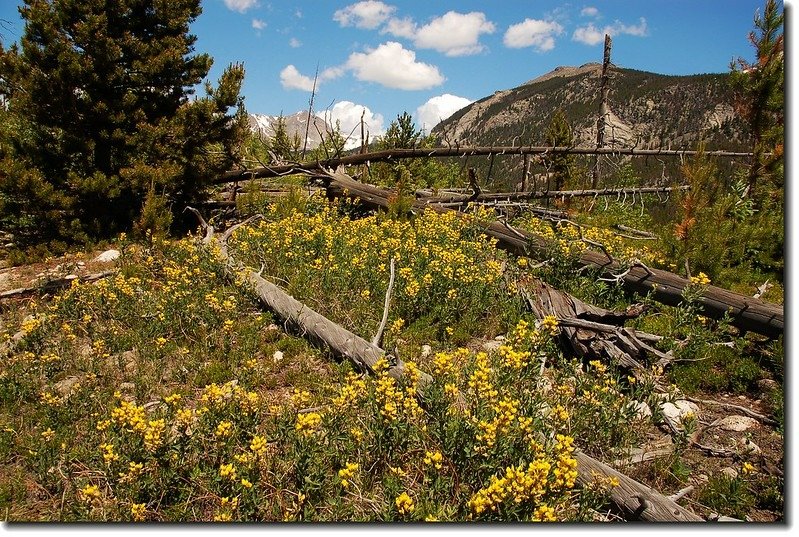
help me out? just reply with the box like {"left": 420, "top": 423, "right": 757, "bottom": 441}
{"left": 434, "top": 64, "right": 747, "bottom": 151}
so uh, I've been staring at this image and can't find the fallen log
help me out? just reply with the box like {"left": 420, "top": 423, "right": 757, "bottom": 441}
{"left": 188, "top": 209, "right": 428, "bottom": 389}
{"left": 416, "top": 185, "right": 690, "bottom": 205}
{"left": 0, "top": 270, "right": 116, "bottom": 301}
{"left": 574, "top": 451, "right": 702, "bottom": 521}
{"left": 321, "top": 171, "right": 782, "bottom": 338}
{"left": 516, "top": 276, "right": 671, "bottom": 376}
{"left": 214, "top": 145, "right": 757, "bottom": 185}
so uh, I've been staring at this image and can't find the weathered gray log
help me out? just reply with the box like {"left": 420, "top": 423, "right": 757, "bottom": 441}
{"left": 242, "top": 269, "right": 427, "bottom": 386}
{"left": 416, "top": 185, "right": 690, "bottom": 205}
{"left": 187, "top": 208, "right": 430, "bottom": 389}
{"left": 517, "top": 277, "right": 669, "bottom": 375}
{"left": 322, "top": 172, "right": 782, "bottom": 338}
{"left": 574, "top": 451, "right": 703, "bottom": 521}
{"left": 214, "top": 145, "right": 757, "bottom": 185}
{"left": 0, "top": 270, "right": 116, "bottom": 300}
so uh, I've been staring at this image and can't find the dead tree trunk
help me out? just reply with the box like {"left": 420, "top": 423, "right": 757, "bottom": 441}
{"left": 191, "top": 213, "right": 431, "bottom": 390}
{"left": 574, "top": 451, "right": 703, "bottom": 521}
{"left": 592, "top": 34, "right": 612, "bottom": 189}
{"left": 322, "top": 172, "right": 782, "bottom": 338}
{"left": 0, "top": 270, "right": 116, "bottom": 300}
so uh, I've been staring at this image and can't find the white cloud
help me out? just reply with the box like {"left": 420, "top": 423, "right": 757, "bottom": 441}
{"left": 251, "top": 19, "right": 266, "bottom": 30}
{"left": 279, "top": 65, "right": 316, "bottom": 91}
{"left": 289, "top": 37, "right": 302, "bottom": 48}
{"left": 382, "top": 16, "right": 416, "bottom": 39}
{"left": 572, "top": 24, "right": 604, "bottom": 45}
{"left": 410, "top": 11, "right": 496, "bottom": 57}
{"left": 224, "top": 0, "right": 259, "bottom": 13}
{"left": 320, "top": 66, "right": 345, "bottom": 81}
{"left": 616, "top": 18, "right": 648, "bottom": 37}
{"left": 573, "top": 17, "right": 648, "bottom": 45}
{"left": 334, "top": 1, "right": 396, "bottom": 29}
{"left": 345, "top": 42, "right": 445, "bottom": 90}
{"left": 317, "top": 101, "right": 386, "bottom": 149}
{"left": 503, "top": 19, "right": 564, "bottom": 52}
{"left": 279, "top": 64, "right": 344, "bottom": 91}
{"left": 415, "top": 94, "right": 472, "bottom": 133}
{"left": 580, "top": 6, "right": 600, "bottom": 18}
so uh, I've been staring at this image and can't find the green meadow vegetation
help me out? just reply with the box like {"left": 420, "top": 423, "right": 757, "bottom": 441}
{"left": 0, "top": 0, "right": 784, "bottom": 523}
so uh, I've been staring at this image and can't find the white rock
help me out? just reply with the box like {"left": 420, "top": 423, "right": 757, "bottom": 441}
{"left": 93, "top": 249, "right": 120, "bottom": 263}
{"left": 54, "top": 376, "right": 81, "bottom": 397}
{"left": 0, "top": 272, "right": 10, "bottom": 286}
{"left": 627, "top": 400, "right": 652, "bottom": 420}
{"left": 721, "top": 467, "right": 739, "bottom": 479}
{"left": 272, "top": 350, "right": 284, "bottom": 363}
{"left": 714, "top": 415, "right": 759, "bottom": 432}
{"left": 420, "top": 344, "right": 432, "bottom": 358}
{"left": 482, "top": 339, "right": 503, "bottom": 352}
{"left": 741, "top": 438, "right": 761, "bottom": 455}
{"left": 660, "top": 400, "right": 699, "bottom": 423}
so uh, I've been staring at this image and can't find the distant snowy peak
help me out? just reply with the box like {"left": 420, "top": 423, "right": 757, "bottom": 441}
{"left": 247, "top": 111, "right": 331, "bottom": 149}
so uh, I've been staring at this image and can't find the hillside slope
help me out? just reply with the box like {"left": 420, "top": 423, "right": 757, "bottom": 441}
{"left": 434, "top": 63, "right": 748, "bottom": 152}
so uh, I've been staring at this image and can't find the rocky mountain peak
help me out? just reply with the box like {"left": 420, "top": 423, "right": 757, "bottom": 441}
{"left": 247, "top": 111, "right": 331, "bottom": 149}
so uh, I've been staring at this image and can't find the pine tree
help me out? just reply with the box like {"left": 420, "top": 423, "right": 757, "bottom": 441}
{"left": 729, "top": 0, "right": 784, "bottom": 203}
{"left": 543, "top": 108, "right": 575, "bottom": 191}
{"left": 383, "top": 112, "right": 421, "bottom": 149}
{"left": 0, "top": 0, "right": 247, "bottom": 244}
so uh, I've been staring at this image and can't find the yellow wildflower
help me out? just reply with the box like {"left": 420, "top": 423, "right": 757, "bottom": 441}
{"left": 80, "top": 484, "right": 101, "bottom": 503}
{"left": 295, "top": 412, "right": 322, "bottom": 437}
{"left": 131, "top": 503, "right": 147, "bottom": 521}
{"left": 395, "top": 492, "right": 415, "bottom": 516}
{"left": 533, "top": 504, "right": 557, "bottom": 522}
{"left": 219, "top": 463, "right": 238, "bottom": 481}
{"left": 423, "top": 451, "right": 444, "bottom": 470}
{"left": 250, "top": 434, "right": 268, "bottom": 455}
{"left": 215, "top": 420, "right": 234, "bottom": 438}
{"left": 338, "top": 462, "right": 359, "bottom": 489}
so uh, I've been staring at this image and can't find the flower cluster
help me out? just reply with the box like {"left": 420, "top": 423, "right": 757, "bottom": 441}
{"left": 338, "top": 462, "right": 359, "bottom": 489}
{"left": 295, "top": 412, "right": 323, "bottom": 437}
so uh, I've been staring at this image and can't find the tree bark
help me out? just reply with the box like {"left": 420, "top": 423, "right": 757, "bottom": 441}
{"left": 592, "top": 34, "right": 612, "bottom": 189}
{"left": 574, "top": 451, "right": 703, "bottom": 521}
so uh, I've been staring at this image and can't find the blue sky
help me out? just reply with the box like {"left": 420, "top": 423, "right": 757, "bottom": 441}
{"left": 0, "top": 1, "right": 785, "bottom": 141}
